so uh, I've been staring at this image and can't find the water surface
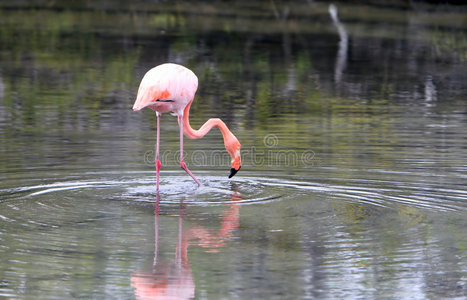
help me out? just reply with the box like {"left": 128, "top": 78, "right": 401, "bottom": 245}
{"left": 0, "top": 1, "right": 466, "bottom": 299}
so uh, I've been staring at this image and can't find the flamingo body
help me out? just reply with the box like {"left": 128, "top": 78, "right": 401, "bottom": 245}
{"left": 133, "top": 63, "right": 241, "bottom": 189}
{"left": 133, "top": 63, "right": 198, "bottom": 114}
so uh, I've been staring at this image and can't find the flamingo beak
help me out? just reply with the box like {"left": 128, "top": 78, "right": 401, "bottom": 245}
{"left": 229, "top": 152, "right": 241, "bottom": 178}
{"left": 229, "top": 166, "right": 241, "bottom": 178}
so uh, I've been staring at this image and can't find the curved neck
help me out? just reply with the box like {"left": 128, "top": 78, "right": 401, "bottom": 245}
{"left": 182, "top": 100, "right": 232, "bottom": 140}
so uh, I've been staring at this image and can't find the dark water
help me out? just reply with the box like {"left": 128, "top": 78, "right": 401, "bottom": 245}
{"left": 1, "top": 1, "right": 466, "bottom": 299}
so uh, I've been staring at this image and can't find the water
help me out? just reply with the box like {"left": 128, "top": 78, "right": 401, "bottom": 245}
{"left": 1, "top": 1, "right": 466, "bottom": 299}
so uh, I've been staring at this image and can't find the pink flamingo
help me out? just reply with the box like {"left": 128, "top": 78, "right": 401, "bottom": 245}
{"left": 133, "top": 63, "right": 242, "bottom": 189}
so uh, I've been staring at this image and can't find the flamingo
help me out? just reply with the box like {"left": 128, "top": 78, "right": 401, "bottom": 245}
{"left": 133, "top": 63, "right": 242, "bottom": 189}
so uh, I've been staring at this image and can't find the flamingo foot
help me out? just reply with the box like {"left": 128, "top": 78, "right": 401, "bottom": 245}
{"left": 180, "top": 160, "right": 201, "bottom": 186}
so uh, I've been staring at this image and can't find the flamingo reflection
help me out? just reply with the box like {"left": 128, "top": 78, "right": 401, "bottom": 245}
{"left": 132, "top": 188, "right": 241, "bottom": 299}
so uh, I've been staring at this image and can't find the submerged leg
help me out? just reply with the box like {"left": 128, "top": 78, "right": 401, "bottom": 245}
{"left": 156, "top": 112, "right": 161, "bottom": 190}
{"left": 178, "top": 114, "right": 201, "bottom": 186}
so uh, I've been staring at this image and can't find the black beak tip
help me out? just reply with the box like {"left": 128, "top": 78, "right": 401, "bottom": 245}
{"left": 229, "top": 167, "right": 240, "bottom": 178}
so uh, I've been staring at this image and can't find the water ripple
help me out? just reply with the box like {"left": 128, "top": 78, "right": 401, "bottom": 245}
{"left": 0, "top": 171, "right": 466, "bottom": 214}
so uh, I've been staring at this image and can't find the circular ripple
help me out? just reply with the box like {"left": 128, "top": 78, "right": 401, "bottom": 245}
{"left": 1, "top": 170, "right": 466, "bottom": 226}
{"left": 0, "top": 171, "right": 291, "bottom": 208}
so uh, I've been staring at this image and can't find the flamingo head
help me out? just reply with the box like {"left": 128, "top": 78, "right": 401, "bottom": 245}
{"left": 227, "top": 136, "right": 241, "bottom": 178}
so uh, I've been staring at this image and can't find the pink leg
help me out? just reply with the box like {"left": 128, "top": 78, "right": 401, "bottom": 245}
{"left": 178, "top": 115, "right": 201, "bottom": 186}
{"left": 156, "top": 112, "right": 161, "bottom": 190}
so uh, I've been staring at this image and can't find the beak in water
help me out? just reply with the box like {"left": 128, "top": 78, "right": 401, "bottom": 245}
{"left": 228, "top": 147, "right": 241, "bottom": 179}
{"left": 229, "top": 166, "right": 241, "bottom": 178}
